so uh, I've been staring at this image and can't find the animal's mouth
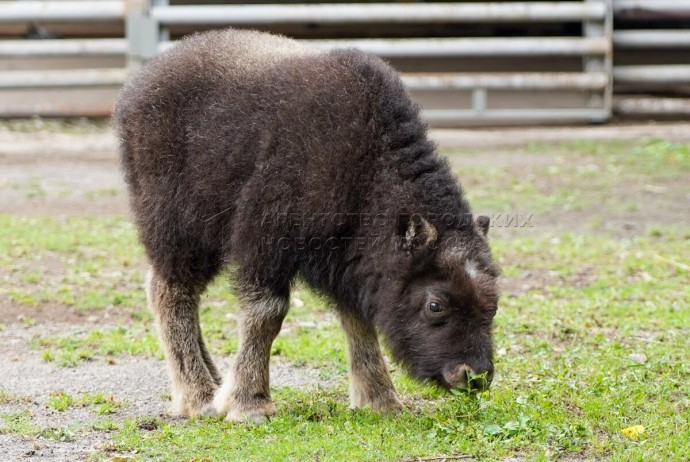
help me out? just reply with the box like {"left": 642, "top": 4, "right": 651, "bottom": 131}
{"left": 442, "top": 364, "right": 492, "bottom": 393}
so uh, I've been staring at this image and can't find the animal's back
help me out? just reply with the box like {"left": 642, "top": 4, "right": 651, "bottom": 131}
{"left": 116, "top": 28, "right": 317, "bottom": 109}
{"left": 114, "top": 28, "right": 431, "bottom": 286}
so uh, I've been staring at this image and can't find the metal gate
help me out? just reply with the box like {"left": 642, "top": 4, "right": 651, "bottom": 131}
{"left": 0, "top": 0, "right": 688, "bottom": 123}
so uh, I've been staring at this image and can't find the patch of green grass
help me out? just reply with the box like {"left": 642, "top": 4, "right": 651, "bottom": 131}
{"left": 31, "top": 326, "right": 161, "bottom": 367}
{"left": 0, "top": 412, "right": 81, "bottom": 443}
{"left": 0, "top": 390, "right": 123, "bottom": 441}
{"left": 452, "top": 138, "right": 690, "bottom": 220}
{"left": 0, "top": 411, "right": 34, "bottom": 435}
{"left": 0, "top": 410, "right": 89, "bottom": 444}
{"left": 77, "top": 393, "right": 125, "bottom": 415}
{"left": 47, "top": 392, "right": 74, "bottom": 411}
{"left": 106, "top": 369, "right": 686, "bottom": 462}
{"left": 39, "top": 426, "right": 76, "bottom": 442}
{"left": 92, "top": 417, "right": 120, "bottom": 432}
{"left": 95, "top": 400, "right": 124, "bottom": 416}
{"left": 95, "top": 228, "right": 689, "bottom": 461}
{"left": 0, "top": 214, "right": 146, "bottom": 312}
{"left": 21, "top": 223, "right": 689, "bottom": 460}
{"left": 44, "top": 391, "right": 124, "bottom": 416}
{"left": 273, "top": 322, "right": 346, "bottom": 370}
{"left": 459, "top": 164, "right": 559, "bottom": 214}
{"left": 76, "top": 392, "right": 111, "bottom": 407}
{"left": 563, "top": 138, "right": 690, "bottom": 177}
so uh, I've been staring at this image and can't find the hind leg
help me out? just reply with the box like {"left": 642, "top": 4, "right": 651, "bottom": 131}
{"left": 198, "top": 326, "right": 222, "bottom": 385}
{"left": 147, "top": 269, "right": 219, "bottom": 416}
{"left": 214, "top": 289, "right": 289, "bottom": 422}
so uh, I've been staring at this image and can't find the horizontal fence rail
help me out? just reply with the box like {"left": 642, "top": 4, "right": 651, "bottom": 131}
{"left": 157, "top": 37, "right": 610, "bottom": 57}
{"left": 614, "top": 30, "right": 690, "bottom": 48}
{"left": 614, "top": 65, "right": 690, "bottom": 84}
{"left": 423, "top": 108, "right": 610, "bottom": 122}
{"left": 0, "top": 68, "right": 128, "bottom": 89}
{"left": 306, "top": 37, "right": 610, "bottom": 57}
{"left": 151, "top": 2, "right": 606, "bottom": 25}
{"left": 401, "top": 72, "right": 609, "bottom": 91}
{"left": 0, "top": 1, "right": 125, "bottom": 23}
{"left": 0, "top": 39, "right": 127, "bottom": 57}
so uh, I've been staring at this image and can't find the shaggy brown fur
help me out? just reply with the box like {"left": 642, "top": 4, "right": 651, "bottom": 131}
{"left": 114, "top": 28, "right": 499, "bottom": 421}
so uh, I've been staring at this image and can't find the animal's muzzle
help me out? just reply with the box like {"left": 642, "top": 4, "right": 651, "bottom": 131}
{"left": 443, "top": 364, "right": 493, "bottom": 392}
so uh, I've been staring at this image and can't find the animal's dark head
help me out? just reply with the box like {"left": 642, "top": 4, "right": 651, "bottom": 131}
{"left": 377, "top": 213, "right": 499, "bottom": 392}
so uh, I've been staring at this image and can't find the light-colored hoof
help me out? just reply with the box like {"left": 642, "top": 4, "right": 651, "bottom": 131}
{"left": 376, "top": 397, "right": 405, "bottom": 414}
{"left": 171, "top": 392, "right": 218, "bottom": 417}
{"left": 213, "top": 383, "right": 276, "bottom": 423}
{"left": 221, "top": 399, "right": 277, "bottom": 424}
{"left": 352, "top": 393, "right": 404, "bottom": 413}
{"left": 196, "top": 401, "right": 220, "bottom": 417}
{"left": 225, "top": 407, "right": 274, "bottom": 424}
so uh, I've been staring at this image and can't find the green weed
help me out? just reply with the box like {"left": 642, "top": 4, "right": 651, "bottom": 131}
{"left": 47, "top": 392, "right": 74, "bottom": 411}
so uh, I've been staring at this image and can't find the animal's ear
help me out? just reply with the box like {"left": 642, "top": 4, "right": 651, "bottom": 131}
{"left": 397, "top": 213, "right": 437, "bottom": 253}
{"left": 476, "top": 215, "right": 490, "bottom": 237}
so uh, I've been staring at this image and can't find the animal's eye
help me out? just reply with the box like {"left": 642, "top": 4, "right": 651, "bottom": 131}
{"left": 428, "top": 301, "right": 443, "bottom": 313}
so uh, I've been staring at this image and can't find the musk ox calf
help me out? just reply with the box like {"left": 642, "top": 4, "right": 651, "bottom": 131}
{"left": 114, "top": 28, "right": 499, "bottom": 422}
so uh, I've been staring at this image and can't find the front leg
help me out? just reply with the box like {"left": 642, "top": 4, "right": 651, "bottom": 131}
{"left": 214, "top": 293, "right": 288, "bottom": 422}
{"left": 339, "top": 311, "right": 404, "bottom": 412}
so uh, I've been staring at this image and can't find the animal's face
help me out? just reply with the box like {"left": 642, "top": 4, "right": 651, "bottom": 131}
{"left": 379, "top": 215, "right": 499, "bottom": 392}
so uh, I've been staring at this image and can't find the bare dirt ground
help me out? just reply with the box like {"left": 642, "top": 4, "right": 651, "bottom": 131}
{"left": 1, "top": 121, "right": 689, "bottom": 461}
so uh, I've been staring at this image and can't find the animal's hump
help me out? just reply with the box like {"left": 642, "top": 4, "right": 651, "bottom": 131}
{"left": 113, "top": 28, "right": 320, "bottom": 124}
{"left": 166, "top": 28, "right": 319, "bottom": 75}
{"left": 327, "top": 48, "right": 426, "bottom": 140}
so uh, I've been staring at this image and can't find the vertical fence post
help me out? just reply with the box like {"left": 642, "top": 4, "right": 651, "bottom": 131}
{"left": 126, "top": 0, "right": 158, "bottom": 74}
{"left": 153, "top": 0, "right": 170, "bottom": 43}
{"left": 472, "top": 88, "right": 488, "bottom": 116}
{"left": 584, "top": 0, "right": 613, "bottom": 122}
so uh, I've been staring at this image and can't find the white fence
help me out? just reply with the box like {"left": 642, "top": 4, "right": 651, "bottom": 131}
{"left": 0, "top": 0, "right": 689, "bottom": 122}
{"left": 133, "top": 0, "right": 612, "bottom": 123}
{"left": 612, "top": 0, "right": 690, "bottom": 116}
